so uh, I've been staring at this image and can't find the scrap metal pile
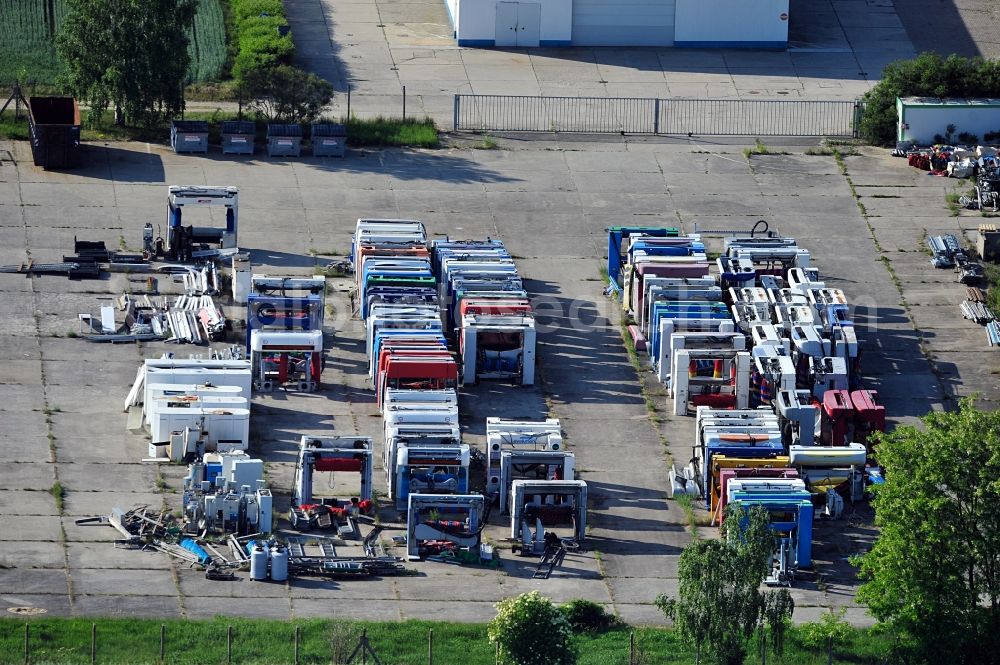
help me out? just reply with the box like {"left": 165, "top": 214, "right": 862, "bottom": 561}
{"left": 0, "top": 237, "right": 139, "bottom": 279}
{"left": 898, "top": 143, "right": 1000, "bottom": 180}
{"left": 84, "top": 292, "right": 227, "bottom": 344}
{"left": 609, "top": 224, "right": 883, "bottom": 587}
{"left": 926, "top": 233, "right": 998, "bottom": 345}
{"left": 927, "top": 233, "right": 984, "bottom": 284}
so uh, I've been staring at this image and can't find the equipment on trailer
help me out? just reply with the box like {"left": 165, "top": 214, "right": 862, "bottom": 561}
{"left": 850, "top": 389, "right": 885, "bottom": 453}
{"left": 405, "top": 493, "right": 488, "bottom": 561}
{"left": 656, "top": 331, "right": 745, "bottom": 384}
{"left": 387, "top": 441, "right": 470, "bottom": 510}
{"left": 820, "top": 389, "right": 853, "bottom": 446}
{"left": 711, "top": 461, "right": 796, "bottom": 523}
{"left": 246, "top": 275, "right": 325, "bottom": 351}
{"left": 670, "top": 349, "right": 751, "bottom": 415}
{"left": 510, "top": 480, "right": 587, "bottom": 554}
{"left": 166, "top": 186, "right": 238, "bottom": 261}
{"left": 775, "top": 389, "right": 817, "bottom": 446}
{"left": 290, "top": 436, "right": 374, "bottom": 535}
{"left": 485, "top": 418, "right": 563, "bottom": 493}
{"left": 182, "top": 452, "right": 272, "bottom": 535}
{"left": 498, "top": 450, "right": 575, "bottom": 514}
{"left": 606, "top": 226, "right": 680, "bottom": 295}
{"left": 727, "top": 478, "right": 813, "bottom": 585}
{"left": 250, "top": 329, "right": 323, "bottom": 392}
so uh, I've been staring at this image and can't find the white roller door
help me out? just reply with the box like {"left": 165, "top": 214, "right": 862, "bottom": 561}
{"left": 572, "top": 0, "right": 675, "bottom": 46}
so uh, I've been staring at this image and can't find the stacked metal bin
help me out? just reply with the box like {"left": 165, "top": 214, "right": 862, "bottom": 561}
{"left": 266, "top": 124, "right": 302, "bottom": 157}
{"left": 311, "top": 123, "right": 348, "bottom": 157}
{"left": 221, "top": 121, "right": 256, "bottom": 155}
{"left": 170, "top": 120, "right": 210, "bottom": 154}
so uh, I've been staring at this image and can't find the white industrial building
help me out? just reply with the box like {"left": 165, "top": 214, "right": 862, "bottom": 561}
{"left": 445, "top": 0, "right": 790, "bottom": 48}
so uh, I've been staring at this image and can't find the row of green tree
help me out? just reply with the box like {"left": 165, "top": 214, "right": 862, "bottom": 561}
{"left": 56, "top": 0, "right": 333, "bottom": 128}
{"left": 860, "top": 53, "right": 1000, "bottom": 145}
{"left": 489, "top": 400, "right": 1000, "bottom": 665}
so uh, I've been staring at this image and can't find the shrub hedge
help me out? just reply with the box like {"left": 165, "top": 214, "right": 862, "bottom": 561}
{"left": 230, "top": 0, "right": 293, "bottom": 79}
{"left": 860, "top": 53, "right": 1000, "bottom": 146}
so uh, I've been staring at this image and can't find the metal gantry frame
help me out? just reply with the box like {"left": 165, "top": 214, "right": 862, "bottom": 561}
{"left": 406, "top": 493, "right": 486, "bottom": 561}
{"left": 509, "top": 480, "right": 587, "bottom": 544}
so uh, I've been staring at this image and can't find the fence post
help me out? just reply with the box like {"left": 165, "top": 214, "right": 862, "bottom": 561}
{"left": 160, "top": 625, "right": 165, "bottom": 664}
{"left": 629, "top": 631, "right": 635, "bottom": 665}
{"left": 23, "top": 623, "right": 28, "bottom": 665}
{"left": 495, "top": 641, "right": 500, "bottom": 664}
{"left": 227, "top": 625, "right": 233, "bottom": 665}
{"left": 428, "top": 628, "right": 433, "bottom": 665}
{"left": 347, "top": 84, "right": 352, "bottom": 120}
{"left": 91, "top": 623, "right": 96, "bottom": 664}
{"left": 294, "top": 626, "right": 299, "bottom": 665}
{"left": 653, "top": 99, "right": 660, "bottom": 135}
{"left": 453, "top": 96, "right": 460, "bottom": 131}
{"left": 402, "top": 86, "right": 407, "bottom": 120}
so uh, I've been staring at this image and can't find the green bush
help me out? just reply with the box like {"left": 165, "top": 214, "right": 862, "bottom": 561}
{"left": 488, "top": 591, "right": 577, "bottom": 665}
{"left": 559, "top": 600, "right": 622, "bottom": 634}
{"left": 230, "top": 0, "right": 293, "bottom": 80}
{"left": 243, "top": 64, "right": 333, "bottom": 123}
{"left": 860, "top": 53, "right": 1000, "bottom": 145}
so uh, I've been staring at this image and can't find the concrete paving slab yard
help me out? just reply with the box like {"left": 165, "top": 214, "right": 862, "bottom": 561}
{"left": 283, "top": 0, "right": 918, "bottom": 126}
{"left": 0, "top": 133, "right": 978, "bottom": 627}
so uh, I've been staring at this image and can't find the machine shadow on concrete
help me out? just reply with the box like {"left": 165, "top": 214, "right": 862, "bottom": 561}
{"left": 75, "top": 144, "right": 166, "bottom": 183}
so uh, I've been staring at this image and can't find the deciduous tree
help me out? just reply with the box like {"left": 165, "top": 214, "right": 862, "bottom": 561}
{"left": 241, "top": 64, "right": 333, "bottom": 124}
{"left": 56, "top": 0, "right": 197, "bottom": 126}
{"left": 656, "top": 505, "right": 794, "bottom": 665}
{"left": 856, "top": 398, "right": 1000, "bottom": 663}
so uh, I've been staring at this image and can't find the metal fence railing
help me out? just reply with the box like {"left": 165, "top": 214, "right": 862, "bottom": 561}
{"left": 453, "top": 94, "right": 862, "bottom": 137}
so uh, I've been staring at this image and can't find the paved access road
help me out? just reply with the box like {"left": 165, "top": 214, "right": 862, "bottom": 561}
{"left": 283, "top": 0, "right": 917, "bottom": 126}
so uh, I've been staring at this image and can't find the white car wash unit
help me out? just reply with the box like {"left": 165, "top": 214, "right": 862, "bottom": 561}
{"left": 445, "top": 0, "right": 789, "bottom": 48}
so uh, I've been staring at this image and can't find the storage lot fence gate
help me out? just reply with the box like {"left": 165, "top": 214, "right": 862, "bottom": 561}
{"left": 453, "top": 95, "right": 862, "bottom": 137}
